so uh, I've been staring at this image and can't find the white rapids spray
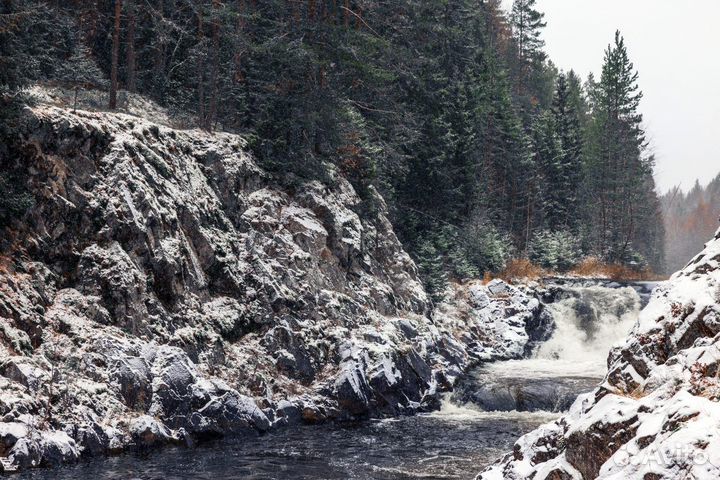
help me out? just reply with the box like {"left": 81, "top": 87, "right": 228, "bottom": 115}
{"left": 534, "top": 285, "right": 642, "bottom": 373}
{"left": 451, "top": 284, "right": 643, "bottom": 413}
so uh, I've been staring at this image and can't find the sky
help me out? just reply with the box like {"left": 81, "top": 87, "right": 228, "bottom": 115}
{"left": 502, "top": 0, "right": 720, "bottom": 192}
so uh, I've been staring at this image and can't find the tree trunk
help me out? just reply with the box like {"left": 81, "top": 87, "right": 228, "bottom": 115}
{"left": 206, "top": 0, "right": 221, "bottom": 131}
{"left": 343, "top": 0, "right": 349, "bottom": 27}
{"left": 308, "top": 0, "right": 316, "bottom": 21}
{"left": 196, "top": 8, "right": 206, "bottom": 128}
{"left": 152, "top": 0, "right": 166, "bottom": 95}
{"left": 126, "top": 0, "right": 136, "bottom": 92}
{"left": 109, "top": 0, "right": 122, "bottom": 110}
{"left": 233, "top": 0, "right": 246, "bottom": 84}
{"left": 291, "top": 0, "right": 300, "bottom": 25}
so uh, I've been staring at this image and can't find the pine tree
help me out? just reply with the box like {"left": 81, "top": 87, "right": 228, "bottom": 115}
{"left": 548, "top": 72, "right": 583, "bottom": 229}
{"left": 508, "top": 0, "right": 550, "bottom": 118}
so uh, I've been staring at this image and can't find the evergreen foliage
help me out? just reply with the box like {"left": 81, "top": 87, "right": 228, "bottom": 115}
{"left": 583, "top": 31, "right": 664, "bottom": 272}
{"left": 0, "top": 1, "right": 667, "bottom": 297}
{"left": 529, "top": 230, "right": 582, "bottom": 272}
{"left": 0, "top": 94, "right": 34, "bottom": 230}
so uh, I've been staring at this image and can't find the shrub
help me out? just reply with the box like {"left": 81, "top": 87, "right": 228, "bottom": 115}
{"left": 414, "top": 238, "right": 448, "bottom": 303}
{"left": 0, "top": 177, "right": 34, "bottom": 229}
{"left": 457, "top": 220, "right": 514, "bottom": 275}
{"left": 570, "top": 256, "right": 606, "bottom": 277}
{"left": 569, "top": 256, "right": 663, "bottom": 281}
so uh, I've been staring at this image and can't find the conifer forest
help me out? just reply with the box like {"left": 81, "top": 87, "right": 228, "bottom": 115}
{"left": 1, "top": 0, "right": 668, "bottom": 299}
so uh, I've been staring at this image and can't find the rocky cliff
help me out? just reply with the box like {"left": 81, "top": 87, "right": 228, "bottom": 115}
{"left": 0, "top": 103, "right": 552, "bottom": 471}
{"left": 480, "top": 228, "right": 720, "bottom": 480}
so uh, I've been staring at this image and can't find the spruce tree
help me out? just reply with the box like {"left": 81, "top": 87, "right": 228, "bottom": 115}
{"left": 583, "top": 31, "right": 663, "bottom": 268}
{"left": 548, "top": 72, "right": 583, "bottom": 229}
{"left": 531, "top": 111, "right": 564, "bottom": 230}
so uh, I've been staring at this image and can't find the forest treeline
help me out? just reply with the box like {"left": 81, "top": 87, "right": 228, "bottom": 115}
{"left": 1, "top": 0, "right": 665, "bottom": 298}
{"left": 662, "top": 175, "right": 720, "bottom": 274}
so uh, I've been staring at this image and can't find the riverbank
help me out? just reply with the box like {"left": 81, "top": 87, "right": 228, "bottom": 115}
{"left": 9, "top": 277, "right": 651, "bottom": 478}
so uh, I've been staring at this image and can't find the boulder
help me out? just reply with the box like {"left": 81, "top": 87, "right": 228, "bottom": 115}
{"left": 130, "top": 415, "right": 177, "bottom": 449}
{"left": 189, "top": 391, "right": 270, "bottom": 436}
{"left": 0, "top": 422, "right": 28, "bottom": 456}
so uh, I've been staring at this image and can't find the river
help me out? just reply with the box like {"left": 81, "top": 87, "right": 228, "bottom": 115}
{"left": 17, "top": 282, "right": 648, "bottom": 480}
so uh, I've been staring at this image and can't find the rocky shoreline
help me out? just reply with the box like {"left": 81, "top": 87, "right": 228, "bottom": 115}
{"left": 0, "top": 104, "right": 554, "bottom": 472}
{"left": 479, "top": 229, "right": 720, "bottom": 479}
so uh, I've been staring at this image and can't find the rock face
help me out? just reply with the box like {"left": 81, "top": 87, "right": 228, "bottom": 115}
{"left": 0, "top": 104, "right": 552, "bottom": 471}
{"left": 479, "top": 229, "right": 720, "bottom": 480}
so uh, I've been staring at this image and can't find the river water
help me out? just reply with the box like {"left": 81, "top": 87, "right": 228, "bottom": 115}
{"left": 17, "top": 408, "right": 556, "bottom": 480}
{"left": 18, "top": 284, "right": 644, "bottom": 480}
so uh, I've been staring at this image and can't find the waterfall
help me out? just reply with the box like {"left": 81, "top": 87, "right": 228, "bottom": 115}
{"left": 535, "top": 285, "right": 641, "bottom": 367}
{"left": 449, "top": 283, "right": 643, "bottom": 413}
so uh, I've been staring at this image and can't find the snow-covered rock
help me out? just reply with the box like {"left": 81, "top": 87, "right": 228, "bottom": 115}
{"left": 0, "top": 103, "right": 551, "bottom": 472}
{"left": 479, "top": 228, "right": 720, "bottom": 480}
{"left": 434, "top": 279, "right": 555, "bottom": 363}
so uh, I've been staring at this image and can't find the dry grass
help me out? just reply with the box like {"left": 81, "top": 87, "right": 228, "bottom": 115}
{"left": 482, "top": 256, "right": 668, "bottom": 284}
{"left": 494, "top": 258, "right": 545, "bottom": 283}
{"left": 569, "top": 256, "right": 666, "bottom": 281}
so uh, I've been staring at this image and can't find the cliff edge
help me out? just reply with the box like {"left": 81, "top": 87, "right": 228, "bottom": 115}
{"left": 0, "top": 103, "right": 551, "bottom": 471}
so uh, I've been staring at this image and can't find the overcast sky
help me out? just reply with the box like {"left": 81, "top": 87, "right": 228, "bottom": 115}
{"left": 501, "top": 0, "right": 720, "bottom": 192}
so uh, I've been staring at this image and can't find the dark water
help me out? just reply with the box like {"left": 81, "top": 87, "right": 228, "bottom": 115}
{"left": 16, "top": 407, "right": 556, "bottom": 480}
{"left": 453, "top": 370, "right": 600, "bottom": 413}
{"left": 17, "top": 283, "right": 642, "bottom": 480}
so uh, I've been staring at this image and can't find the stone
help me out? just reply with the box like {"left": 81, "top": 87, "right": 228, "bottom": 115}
{"left": 0, "top": 422, "right": 28, "bottom": 456}
{"left": 189, "top": 391, "right": 270, "bottom": 436}
{"left": 130, "top": 416, "right": 176, "bottom": 449}
{"left": 110, "top": 356, "right": 152, "bottom": 409}
{"left": 0, "top": 360, "right": 49, "bottom": 393}
{"left": 334, "top": 361, "right": 372, "bottom": 417}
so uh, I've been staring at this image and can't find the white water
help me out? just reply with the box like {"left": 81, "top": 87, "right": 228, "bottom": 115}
{"left": 490, "top": 285, "right": 642, "bottom": 379}
{"left": 432, "top": 395, "right": 560, "bottom": 423}
{"left": 453, "top": 284, "right": 643, "bottom": 413}
{"left": 536, "top": 285, "right": 641, "bottom": 367}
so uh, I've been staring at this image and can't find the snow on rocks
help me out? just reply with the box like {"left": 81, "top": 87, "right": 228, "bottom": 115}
{"left": 479, "top": 228, "right": 720, "bottom": 480}
{"left": 0, "top": 103, "right": 551, "bottom": 472}
{"left": 434, "top": 279, "right": 555, "bottom": 362}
